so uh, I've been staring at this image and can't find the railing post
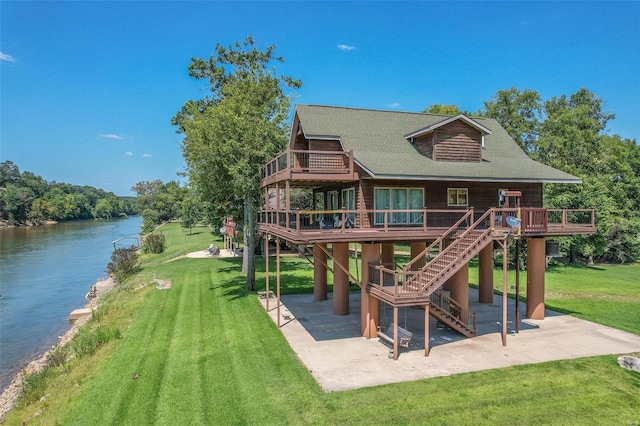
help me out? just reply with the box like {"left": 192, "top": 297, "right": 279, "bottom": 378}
{"left": 423, "top": 209, "right": 427, "bottom": 231}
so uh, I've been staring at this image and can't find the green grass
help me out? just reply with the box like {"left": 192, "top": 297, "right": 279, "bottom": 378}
{"left": 4, "top": 226, "right": 639, "bottom": 425}
{"left": 468, "top": 260, "right": 640, "bottom": 335}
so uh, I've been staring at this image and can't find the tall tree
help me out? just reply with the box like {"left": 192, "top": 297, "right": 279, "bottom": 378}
{"left": 173, "top": 36, "right": 301, "bottom": 291}
{"left": 422, "top": 104, "right": 468, "bottom": 115}
{"left": 481, "top": 88, "right": 543, "bottom": 153}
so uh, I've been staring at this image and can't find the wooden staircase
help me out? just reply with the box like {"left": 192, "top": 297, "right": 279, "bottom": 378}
{"left": 369, "top": 209, "right": 496, "bottom": 336}
{"left": 429, "top": 290, "right": 476, "bottom": 337}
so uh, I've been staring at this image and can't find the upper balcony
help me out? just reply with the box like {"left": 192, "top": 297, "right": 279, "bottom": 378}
{"left": 257, "top": 207, "right": 596, "bottom": 245}
{"left": 261, "top": 149, "right": 358, "bottom": 187}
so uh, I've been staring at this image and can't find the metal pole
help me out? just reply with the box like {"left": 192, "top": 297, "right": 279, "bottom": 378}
{"left": 515, "top": 239, "right": 520, "bottom": 333}
{"left": 502, "top": 240, "right": 508, "bottom": 346}
{"left": 266, "top": 234, "right": 270, "bottom": 311}
{"left": 276, "top": 237, "right": 281, "bottom": 327}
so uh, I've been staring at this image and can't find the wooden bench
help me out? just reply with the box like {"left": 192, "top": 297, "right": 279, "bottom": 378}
{"left": 377, "top": 322, "right": 413, "bottom": 348}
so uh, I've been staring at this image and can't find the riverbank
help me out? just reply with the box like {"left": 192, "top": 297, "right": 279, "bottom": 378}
{"left": 0, "top": 275, "right": 115, "bottom": 421}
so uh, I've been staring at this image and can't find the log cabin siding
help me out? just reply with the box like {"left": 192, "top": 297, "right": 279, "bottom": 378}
{"left": 412, "top": 133, "right": 434, "bottom": 159}
{"left": 433, "top": 121, "right": 482, "bottom": 162}
{"left": 309, "top": 139, "right": 343, "bottom": 151}
{"left": 425, "top": 182, "right": 543, "bottom": 210}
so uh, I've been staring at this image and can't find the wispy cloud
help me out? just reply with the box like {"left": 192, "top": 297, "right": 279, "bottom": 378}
{"left": 0, "top": 51, "right": 16, "bottom": 62}
{"left": 98, "top": 134, "right": 125, "bottom": 140}
{"left": 337, "top": 44, "right": 356, "bottom": 52}
{"left": 142, "top": 153, "right": 152, "bottom": 158}
{"left": 124, "top": 151, "right": 133, "bottom": 156}
{"left": 388, "top": 102, "right": 400, "bottom": 109}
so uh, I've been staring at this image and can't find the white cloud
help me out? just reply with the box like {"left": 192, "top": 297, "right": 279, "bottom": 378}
{"left": 388, "top": 102, "right": 400, "bottom": 109}
{"left": 98, "top": 134, "right": 124, "bottom": 140}
{"left": 0, "top": 52, "right": 16, "bottom": 62}
{"left": 124, "top": 151, "right": 133, "bottom": 156}
{"left": 337, "top": 44, "right": 356, "bottom": 51}
{"left": 142, "top": 153, "right": 152, "bottom": 158}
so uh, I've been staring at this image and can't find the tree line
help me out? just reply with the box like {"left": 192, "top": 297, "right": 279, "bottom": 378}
{"left": 0, "top": 161, "right": 138, "bottom": 226}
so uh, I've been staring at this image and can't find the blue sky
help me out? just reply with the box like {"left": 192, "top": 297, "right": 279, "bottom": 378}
{"left": 1, "top": 1, "right": 638, "bottom": 196}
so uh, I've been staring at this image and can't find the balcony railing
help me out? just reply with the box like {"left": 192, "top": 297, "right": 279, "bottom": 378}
{"left": 261, "top": 149, "right": 355, "bottom": 185}
{"left": 258, "top": 207, "right": 596, "bottom": 239}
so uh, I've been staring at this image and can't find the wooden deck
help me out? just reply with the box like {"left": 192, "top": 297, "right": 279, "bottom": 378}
{"left": 257, "top": 207, "right": 596, "bottom": 244}
{"left": 261, "top": 149, "right": 358, "bottom": 187}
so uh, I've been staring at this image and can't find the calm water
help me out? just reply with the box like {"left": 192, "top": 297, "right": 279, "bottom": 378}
{"left": 0, "top": 216, "right": 142, "bottom": 390}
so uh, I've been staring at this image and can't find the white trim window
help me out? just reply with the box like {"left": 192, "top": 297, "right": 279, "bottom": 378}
{"left": 374, "top": 187, "right": 424, "bottom": 225}
{"left": 341, "top": 188, "right": 356, "bottom": 226}
{"left": 327, "top": 190, "right": 339, "bottom": 211}
{"left": 447, "top": 188, "right": 468, "bottom": 207}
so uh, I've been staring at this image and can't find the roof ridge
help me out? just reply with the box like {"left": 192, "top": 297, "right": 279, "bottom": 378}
{"left": 296, "top": 103, "right": 455, "bottom": 118}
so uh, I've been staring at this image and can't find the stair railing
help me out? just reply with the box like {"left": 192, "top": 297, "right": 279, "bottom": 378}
{"left": 430, "top": 290, "right": 477, "bottom": 333}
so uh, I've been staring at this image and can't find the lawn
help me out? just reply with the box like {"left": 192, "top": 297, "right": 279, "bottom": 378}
{"left": 5, "top": 224, "right": 639, "bottom": 425}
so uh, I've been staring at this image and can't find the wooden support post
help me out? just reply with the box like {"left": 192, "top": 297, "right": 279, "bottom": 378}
{"left": 424, "top": 304, "right": 430, "bottom": 357}
{"left": 393, "top": 307, "right": 399, "bottom": 361}
{"left": 313, "top": 243, "right": 328, "bottom": 301}
{"left": 526, "top": 237, "right": 546, "bottom": 320}
{"left": 410, "top": 242, "right": 426, "bottom": 269}
{"left": 332, "top": 242, "right": 349, "bottom": 315}
{"left": 266, "top": 234, "right": 270, "bottom": 311}
{"left": 381, "top": 243, "right": 394, "bottom": 264}
{"left": 502, "top": 240, "right": 508, "bottom": 346}
{"left": 515, "top": 239, "right": 520, "bottom": 333}
{"left": 360, "top": 243, "right": 380, "bottom": 338}
{"left": 449, "top": 263, "right": 469, "bottom": 310}
{"left": 276, "top": 237, "right": 281, "bottom": 328}
{"left": 478, "top": 243, "right": 494, "bottom": 303}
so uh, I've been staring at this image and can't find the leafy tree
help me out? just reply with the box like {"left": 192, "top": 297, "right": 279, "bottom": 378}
{"left": 173, "top": 36, "right": 300, "bottom": 291}
{"left": 422, "top": 104, "right": 468, "bottom": 115}
{"left": 481, "top": 88, "right": 543, "bottom": 153}
{"left": 131, "top": 180, "right": 186, "bottom": 228}
{"left": 180, "top": 194, "right": 202, "bottom": 234}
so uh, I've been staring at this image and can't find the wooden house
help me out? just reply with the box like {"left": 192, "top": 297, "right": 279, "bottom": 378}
{"left": 258, "top": 104, "right": 595, "bottom": 358}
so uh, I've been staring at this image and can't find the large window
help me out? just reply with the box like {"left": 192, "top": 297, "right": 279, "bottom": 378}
{"left": 327, "top": 191, "right": 339, "bottom": 210}
{"left": 447, "top": 188, "right": 468, "bottom": 206}
{"left": 374, "top": 187, "right": 424, "bottom": 225}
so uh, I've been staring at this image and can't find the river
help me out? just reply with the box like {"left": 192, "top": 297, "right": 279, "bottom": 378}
{"left": 0, "top": 216, "right": 142, "bottom": 390}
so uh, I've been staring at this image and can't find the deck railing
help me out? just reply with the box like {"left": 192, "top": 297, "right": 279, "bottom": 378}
{"left": 258, "top": 207, "right": 595, "bottom": 238}
{"left": 261, "top": 149, "right": 354, "bottom": 183}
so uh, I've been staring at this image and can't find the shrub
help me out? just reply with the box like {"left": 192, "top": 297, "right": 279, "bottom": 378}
{"left": 70, "top": 325, "right": 121, "bottom": 358}
{"left": 106, "top": 247, "right": 139, "bottom": 282}
{"left": 143, "top": 232, "right": 166, "bottom": 254}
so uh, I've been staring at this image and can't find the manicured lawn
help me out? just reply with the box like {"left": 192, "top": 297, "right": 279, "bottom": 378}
{"left": 468, "top": 261, "right": 640, "bottom": 335}
{"left": 5, "top": 225, "right": 639, "bottom": 425}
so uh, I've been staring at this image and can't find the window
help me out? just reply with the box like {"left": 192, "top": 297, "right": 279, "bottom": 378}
{"left": 374, "top": 187, "right": 424, "bottom": 225}
{"left": 341, "top": 188, "right": 356, "bottom": 224}
{"left": 447, "top": 188, "right": 468, "bottom": 206}
{"left": 327, "top": 191, "right": 339, "bottom": 210}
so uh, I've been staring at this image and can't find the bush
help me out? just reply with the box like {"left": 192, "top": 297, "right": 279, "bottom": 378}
{"left": 106, "top": 247, "right": 139, "bottom": 282}
{"left": 70, "top": 325, "right": 121, "bottom": 357}
{"left": 143, "top": 232, "right": 166, "bottom": 254}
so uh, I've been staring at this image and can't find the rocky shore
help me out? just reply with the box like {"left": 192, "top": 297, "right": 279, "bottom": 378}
{"left": 0, "top": 277, "right": 113, "bottom": 421}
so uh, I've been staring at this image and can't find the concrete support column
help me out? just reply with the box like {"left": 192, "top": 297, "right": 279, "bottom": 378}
{"left": 332, "top": 242, "right": 350, "bottom": 316}
{"left": 449, "top": 262, "right": 469, "bottom": 310}
{"left": 360, "top": 243, "right": 381, "bottom": 338}
{"left": 410, "top": 241, "right": 427, "bottom": 270}
{"left": 526, "top": 238, "right": 546, "bottom": 319}
{"left": 381, "top": 243, "right": 394, "bottom": 265}
{"left": 478, "top": 243, "right": 494, "bottom": 303}
{"left": 313, "top": 243, "right": 328, "bottom": 302}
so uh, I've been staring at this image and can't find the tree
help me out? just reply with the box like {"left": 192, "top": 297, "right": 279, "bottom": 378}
{"left": 481, "top": 88, "right": 543, "bottom": 153}
{"left": 180, "top": 193, "right": 202, "bottom": 234}
{"left": 173, "top": 36, "right": 301, "bottom": 291}
{"left": 422, "top": 104, "right": 468, "bottom": 115}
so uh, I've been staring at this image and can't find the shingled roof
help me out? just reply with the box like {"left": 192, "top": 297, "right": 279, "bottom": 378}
{"left": 294, "top": 104, "right": 581, "bottom": 184}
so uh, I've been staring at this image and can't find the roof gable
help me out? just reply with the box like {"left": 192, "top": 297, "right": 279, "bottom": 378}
{"left": 404, "top": 114, "right": 492, "bottom": 139}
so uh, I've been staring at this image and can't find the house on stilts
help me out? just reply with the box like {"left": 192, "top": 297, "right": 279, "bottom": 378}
{"left": 258, "top": 104, "right": 596, "bottom": 359}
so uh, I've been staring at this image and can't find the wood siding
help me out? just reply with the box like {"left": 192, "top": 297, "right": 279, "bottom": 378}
{"left": 309, "top": 139, "right": 343, "bottom": 151}
{"left": 413, "top": 133, "right": 434, "bottom": 159}
{"left": 433, "top": 121, "right": 482, "bottom": 162}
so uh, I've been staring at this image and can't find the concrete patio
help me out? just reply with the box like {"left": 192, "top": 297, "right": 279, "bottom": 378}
{"left": 260, "top": 288, "right": 640, "bottom": 392}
